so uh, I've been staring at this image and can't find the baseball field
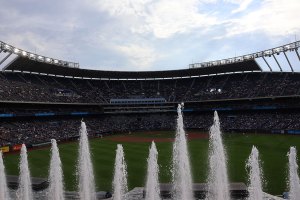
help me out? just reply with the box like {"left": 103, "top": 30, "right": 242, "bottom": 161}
{"left": 2, "top": 130, "right": 300, "bottom": 195}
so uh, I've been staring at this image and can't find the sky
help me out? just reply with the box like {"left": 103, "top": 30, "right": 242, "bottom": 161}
{"left": 0, "top": 0, "right": 299, "bottom": 71}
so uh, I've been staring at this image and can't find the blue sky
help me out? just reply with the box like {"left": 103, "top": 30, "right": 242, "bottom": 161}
{"left": 0, "top": 0, "right": 299, "bottom": 71}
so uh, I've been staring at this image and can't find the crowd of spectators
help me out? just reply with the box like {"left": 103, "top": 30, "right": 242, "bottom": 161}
{"left": 0, "top": 72, "right": 300, "bottom": 103}
{"left": 1, "top": 112, "right": 300, "bottom": 146}
{"left": 1, "top": 71, "right": 300, "bottom": 147}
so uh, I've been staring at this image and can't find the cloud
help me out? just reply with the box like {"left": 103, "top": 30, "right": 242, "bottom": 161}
{"left": 223, "top": 0, "right": 300, "bottom": 38}
{"left": 0, "top": 0, "right": 85, "bottom": 62}
{"left": 1, "top": 0, "right": 300, "bottom": 71}
{"left": 112, "top": 43, "right": 163, "bottom": 70}
{"left": 93, "top": 0, "right": 218, "bottom": 38}
{"left": 94, "top": 0, "right": 152, "bottom": 16}
{"left": 227, "top": 0, "right": 254, "bottom": 13}
{"left": 144, "top": 0, "right": 218, "bottom": 38}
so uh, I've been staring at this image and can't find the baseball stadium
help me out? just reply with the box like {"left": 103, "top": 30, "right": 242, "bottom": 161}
{"left": 0, "top": 38, "right": 299, "bottom": 200}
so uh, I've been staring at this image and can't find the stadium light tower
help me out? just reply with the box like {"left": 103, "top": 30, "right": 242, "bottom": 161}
{"left": 0, "top": 40, "right": 80, "bottom": 69}
{"left": 189, "top": 40, "right": 300, "bottom": 72}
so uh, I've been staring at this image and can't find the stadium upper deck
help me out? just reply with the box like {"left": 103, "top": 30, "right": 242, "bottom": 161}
{"left": 1, "top": 40, "right": 299, "bottom": 80}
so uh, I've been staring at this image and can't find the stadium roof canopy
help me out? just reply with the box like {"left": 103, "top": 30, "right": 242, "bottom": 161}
{"left": 1, "top": 57, "right": 259, "bottom": 79}
{"left": 0, "top": 40, "right": 299, "bottom": 79}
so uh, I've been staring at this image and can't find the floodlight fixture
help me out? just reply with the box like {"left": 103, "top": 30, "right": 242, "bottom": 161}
{"left": 4, "top": 44, "right": 12, "bottom": 51}
{"left": 274, "top": 47, "right": 281, "bottom": 55}
{"left": 244, "top": 55, "right": 253, "bottom": 60}
{"left": 284, "top": 45, "right": 291, "bottom": 51}
{"left": 14, "top": 48, "right": 20, "bottom": 53}
{"left": 45, "top": 58, "right": 52, "bottom": 63}
{"left": 236, "top": 56, "right": 243, "bottom": 61}
{"left": 29, "top": 53, "right": 36, "bottom": 59}
{"left": 274, "top": 47, "right": 282, "bottom": 54}
{"left": 37, "top": 56, "right": 44, "bottom": 61}
{"left": 264, "top": 50, "right": 272, "bottom": 56}
{"left": 22, "top": 51, "right": 27, "bottom": 57}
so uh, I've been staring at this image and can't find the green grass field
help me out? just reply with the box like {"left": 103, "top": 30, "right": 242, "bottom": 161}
{"left": 3, "top": 131, "right": 300, "bottom": 195}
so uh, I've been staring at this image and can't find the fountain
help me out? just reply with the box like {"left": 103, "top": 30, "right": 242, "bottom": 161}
{"left": 77, "top": 121, "right": 97, "bottom": 200}
{"left": 0, "top": 151, "right": 10, "bottom": 200}
{"left": 0, "top": 112, "right": 293, "bottom": 200}
{"left": 112, "top": 144, "right": 128, "bottom": 200}
{"left": 246, "top": 146, "right": 263, "bottom": 200}
{"left": 16, "top": 144, "right": 33, "bottom": 200}
{"left": 48, "top": 139, "right": 65, "bottom": 200}
{"left": 172, "top": 103, "right": 194, "bottom": 200}
{"left": 287, "top": 147, "right": 300, "bottom": 200}
{"left": 206, "top": 111, "right": 230, "bottom": 200}
{"left": 145, "top": 141, "right": 161, "bottom": 200}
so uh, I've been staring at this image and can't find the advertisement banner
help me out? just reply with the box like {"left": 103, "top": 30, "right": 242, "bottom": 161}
{"left": 0, "top": 146, "right": 9, "bottom": 153}
{"left": 12, "top": 144, "right": 22, "bottom": 151}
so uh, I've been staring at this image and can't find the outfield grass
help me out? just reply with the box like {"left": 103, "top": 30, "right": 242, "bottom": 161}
{"left": 3, "top": 131, "right": 300, "bottom": 195}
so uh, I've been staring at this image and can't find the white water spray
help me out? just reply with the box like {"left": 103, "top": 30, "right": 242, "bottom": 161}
{"left": 0, "top": 151, "right": 10, "bottom": 200}
{"left": 246, "top": 146, "right": 263, "bottom": 200}
{"left": 112, "top": 144, "right": 128, "bottom": 200}
{"left": 17, "top": 144, "right": 33, "bottom": 200}
{"left": 288, "top": 147, "right": 300, "bottom": 200}
{"left": 145, "top": 141, "right": 161, "bottom": 200}
{"left": 206, "top": 111, "right": 230, "bottom": 200}
{"left": 48, "top": 139, "right": 65, "bottom": 200}
{"left": 78, "top": 121, "right": 96, "bottom": 200}
{"left": 172, "top": 103, "right": 194, "bottom": 200}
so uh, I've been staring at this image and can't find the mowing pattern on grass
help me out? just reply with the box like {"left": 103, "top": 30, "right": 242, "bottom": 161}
{"left": 107, "top": 131, "right": 208, "bottom": 143}
{"left": 2, "top": 131, "right": 300, "bottom": 196}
